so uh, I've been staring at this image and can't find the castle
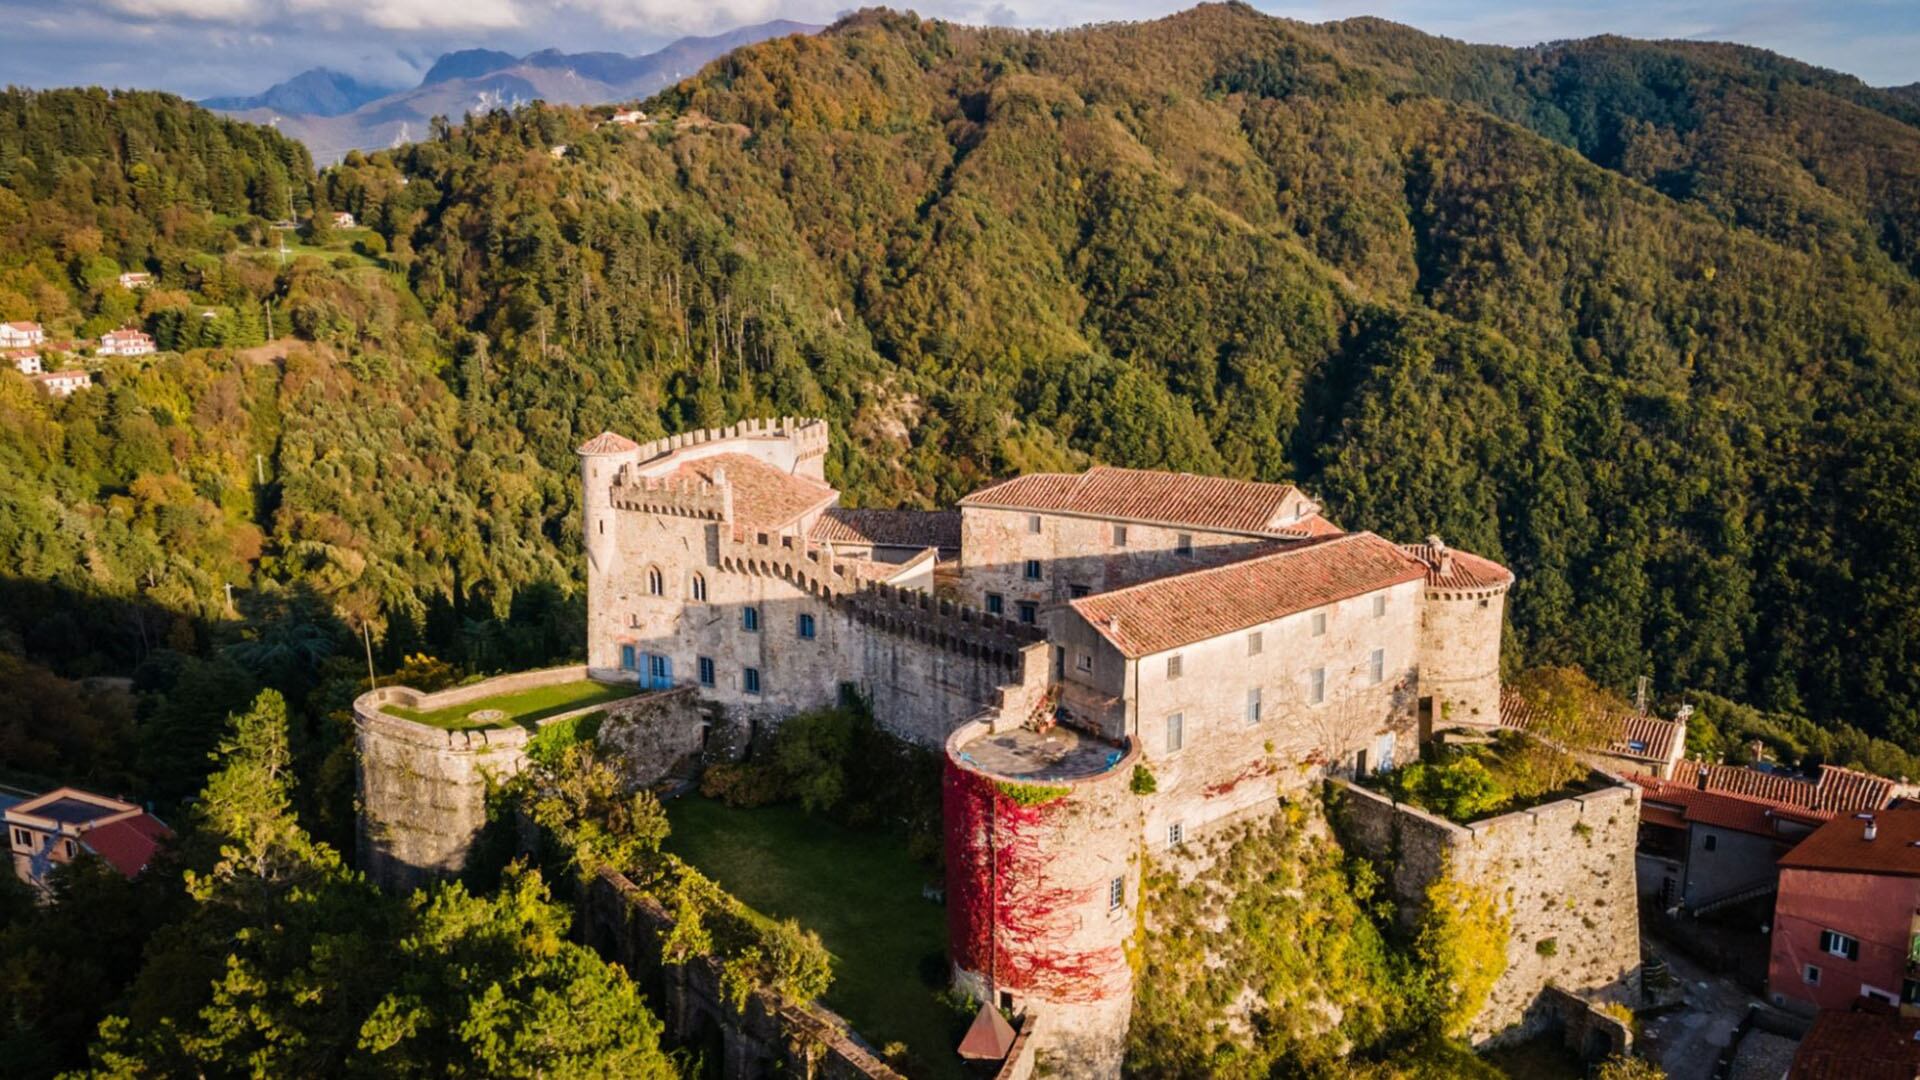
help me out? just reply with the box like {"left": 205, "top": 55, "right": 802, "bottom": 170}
{"left": 575, "top": 416, "right": 1515, "bottom": 1071}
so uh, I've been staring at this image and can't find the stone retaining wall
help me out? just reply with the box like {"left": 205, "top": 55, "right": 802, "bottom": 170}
{"left": 1333, "top": 775, "right": 1642, "bottom": 1044}
{"left": 583, "top": 869, "right": 905, "bottom": 1080}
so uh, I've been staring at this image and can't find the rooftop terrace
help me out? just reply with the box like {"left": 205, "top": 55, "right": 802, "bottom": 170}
{"left": 953, "top": 724, "right": 1127, "bottom": 782}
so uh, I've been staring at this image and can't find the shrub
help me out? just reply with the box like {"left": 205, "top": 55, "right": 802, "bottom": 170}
{"left": 1131, "top": 764, "right": 1158, "bottom": 795}
{"left": 771, "top": 706, "right": 856, "bottom": 813}
{"left": 1535, "top": 936, "right": 1557, "bottom": 957}
{"left": 1390, "top": 755, "right": 1507, "bottom": 821}
{"left": 699, "top": 762, "right": 786, "bottom": 807}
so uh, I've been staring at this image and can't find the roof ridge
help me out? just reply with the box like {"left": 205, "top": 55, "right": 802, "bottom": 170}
{"left": 1067, "top": 531, "right": 1363, "bottom": 613}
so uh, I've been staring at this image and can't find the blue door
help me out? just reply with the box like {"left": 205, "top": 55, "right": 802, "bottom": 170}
{"left": 646, "top": 653, "right": 673, "bottom": 690}
{"left": 619, "top": 644, "right": 636, "bottom": 672}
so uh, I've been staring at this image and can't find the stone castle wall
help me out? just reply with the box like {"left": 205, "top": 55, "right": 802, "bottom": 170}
{"left": 1334, "top": 776, "right": 1642, "bottom": 1044}
{"left": 1418, "top": 590, "right": 1508, "bottom": 730}
{"left": 355, "top": 668, "right": 705, "bottom": 891}
{"left": 944, "top": 719, "right": 1144, "bottom": 1078}
{"left": 583, "top": 869, "right": 904, "bottom": 1080}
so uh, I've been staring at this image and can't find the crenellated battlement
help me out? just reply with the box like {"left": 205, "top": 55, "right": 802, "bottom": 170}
{"left": 631, "top": 416, "right": 829, "bottom": 469}
{"left": 716, "top": 529, "right": 882, "bottom": 596}
{"left": 846, "top": 581, "right": 1049, "bottom": 669}
{"left": 609, "top": 469, "right": 733, "bottom": 520}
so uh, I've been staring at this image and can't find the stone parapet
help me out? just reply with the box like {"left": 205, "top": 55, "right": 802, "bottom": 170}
{"left": 610, "top": 471, "right": 732, "bottom": 520}
{"left": 631, "top": 416, "right": 829, "bottom": 470}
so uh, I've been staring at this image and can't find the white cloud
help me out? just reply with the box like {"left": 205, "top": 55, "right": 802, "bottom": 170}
{"left": 288, "top": 0, "right": 526, "bottom": 30}
{"left": 102, "top": 0, "right": 263, "bottom": 19}
{"left": 555, "top": 0, "right": 787, "bottom": 32}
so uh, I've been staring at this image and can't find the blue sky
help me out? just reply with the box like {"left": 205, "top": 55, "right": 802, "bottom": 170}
{"left": 1, "top": 0, "right": 1914, "bottom": 100}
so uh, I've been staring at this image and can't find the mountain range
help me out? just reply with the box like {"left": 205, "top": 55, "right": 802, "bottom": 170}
{"left": 202, "top": 20, "right": 816, "bottom": 162}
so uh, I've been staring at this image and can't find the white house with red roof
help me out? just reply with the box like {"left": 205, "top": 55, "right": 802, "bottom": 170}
{"left": 6, "top": 348, "right": 41, "bottom": 374}
{"left": 0, "top": 320, "right": 44, "bottom": 348}
{"left": 117, "top": 271, "right": 152, "bottom": 289}
{"left": 32, "top": 369, "right": 92, "bottom": 397}
{"left": 98, "top": 327, "right": 155, "bottom": 356}
{"left": 6, "top": 787, "right": 171, "bottom": 895}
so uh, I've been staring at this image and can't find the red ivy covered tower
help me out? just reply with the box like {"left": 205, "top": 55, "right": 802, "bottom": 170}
{"left": 943, "top": 718, "right": 1143, "bottom": 1075}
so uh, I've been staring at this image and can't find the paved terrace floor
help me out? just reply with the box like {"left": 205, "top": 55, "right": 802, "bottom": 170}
{"left": 956, "top": 725, "right": 1124, "bottom": 782}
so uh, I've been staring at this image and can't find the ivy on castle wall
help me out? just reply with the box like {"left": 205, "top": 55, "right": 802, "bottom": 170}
{"left": 1126, "top": 795, "right": 1510, "bottom": 1077}
{"left": 942, "top": 765, "right": 1129, "bottom": 1005}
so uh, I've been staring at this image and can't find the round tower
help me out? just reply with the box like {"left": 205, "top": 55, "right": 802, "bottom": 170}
{"left": 1410, "top": 536, "right": 1513, "bottom": 731}
{"left": 577, "top": 431, "right": 642, "bottom": 678}
{"left": 943, "top": 720, "right": 1141, "bottom": 1076}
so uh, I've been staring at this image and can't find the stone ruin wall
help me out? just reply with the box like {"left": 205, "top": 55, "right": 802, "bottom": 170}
{"left": 583, "top": 869, "right": 905, "bottom": 1080}
{"left": 1333, "top": 776, "right": 1642, "bottom": 1044}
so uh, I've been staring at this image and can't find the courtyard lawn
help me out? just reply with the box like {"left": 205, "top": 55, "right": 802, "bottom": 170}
{"left": 385, "top": 679, "right": 637, "bottom": 731}
{"left": 664, "top": 796, "right": 961, "bottom": 1078}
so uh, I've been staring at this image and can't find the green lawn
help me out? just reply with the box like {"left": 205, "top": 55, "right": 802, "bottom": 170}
{"left": 664, "top": 797, "right": 962, "bottom": 1078}
{"left": 385, "top": 679, "right": 637, "bottom": 731}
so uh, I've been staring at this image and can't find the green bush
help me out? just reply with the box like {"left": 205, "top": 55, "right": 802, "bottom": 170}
{"left": 995, "top": 781, "right": 1071, "bottom": 806}
{"left": 1389, "top": 755, "right": 1507, "bottom": 821}
{"left": 699, "top": 762, "right": 787, "bottom": 808}
{"left": 1131, "top": 764, "right": 1159, "bottom": 795}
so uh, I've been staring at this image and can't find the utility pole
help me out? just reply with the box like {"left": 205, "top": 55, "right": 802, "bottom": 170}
{"left": 223, "top": 582, "right": 235, "bottom": 614}
{"left": 256, "top": 453, "right": 265, "bottom": 485}
{"left": 362, "top": 619, "right": 378, "bottom": 690}
{"left": 1635, "top": 675, "right": 1650, "bottom": 714}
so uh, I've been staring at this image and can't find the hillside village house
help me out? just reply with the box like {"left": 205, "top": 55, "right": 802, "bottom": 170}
{"left": 1502, "top": 694, "right": 1688, "bottom": 778}
{"left": 97, "top": 327, "right": 155, "bottom": 356}
{"left": 117, "top": 271, "right": 151, "bottom": 289}
{"left": 332, "top": 211, "right": 355, "bottom": 227}
{"left": 1632, "top": 760, "right": 1903, "bottom": 914}
{"left": 7, "top": 348, "right": 41, "bottom": 374}
{"left": 33, "top": 370, "right": 92, "bottom": 397}
{"left": 0, "top": 320, "right": 44, "bottom": 348}
{"left": 609, "top": 109, "right": 647, "bottom": 124}
{"left": 6, "top": 787, "right": 170, "bottom": 895}
{"left": 1768, "top": 809, "right": 1920, "bottom": 1014}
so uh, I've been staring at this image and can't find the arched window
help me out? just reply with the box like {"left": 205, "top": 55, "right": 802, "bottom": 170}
{"left": 647, "top": 566, "right": 664, "bottom": 596}
{"left": 691, "top": 573, "right": 707, "bottom": 602}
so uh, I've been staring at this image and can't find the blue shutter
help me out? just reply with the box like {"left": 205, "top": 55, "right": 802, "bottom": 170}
{"left": 620, "top": 644, "right": 636, "bottom": 671}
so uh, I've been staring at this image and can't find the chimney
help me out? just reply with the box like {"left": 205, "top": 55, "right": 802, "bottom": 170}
{"left": 1864, "top": 815, "right": 1879, "bottom": 842}
{"left": 1697, "top": 767, "right": 1709, "bottom": 791}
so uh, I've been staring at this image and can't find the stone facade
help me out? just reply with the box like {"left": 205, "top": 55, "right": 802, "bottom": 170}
{"left": 1334, "top": 776, "right": 1643, "bottom": 1043}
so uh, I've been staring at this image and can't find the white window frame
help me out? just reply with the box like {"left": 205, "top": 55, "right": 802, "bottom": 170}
{"left": 1368, "top": 648, "right": 1385, "bottom": 686}
{"left": 1804, "top": 963, "right": 1821, "bottom": 985}
{"left": 1821, "top": 929, "right": 1860, "bottom": 960}
{"left": 1247, "top": 687, "right": 1262, "bottom": 724}
{"left": 1167, "top": 822, "right": 1184, "bottom": 847}
{"left": 1311, "top": 611, "right": 1327, "bottom": 637}
{"left": 1165, "top": 713, "right": 1184, "bottom": 752}
{"left": 1309, "top": 667, "right": 1327, "bottom": 705}
{"left": 1108, "top": 876, "right": 1124, "bottom": 911}
{"left": 1075, "top": 653, "right": 1092, "bottom": 674}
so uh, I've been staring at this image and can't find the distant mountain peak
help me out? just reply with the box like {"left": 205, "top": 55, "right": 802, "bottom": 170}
{"left": 200, "top": 67, "right": 395, "bottom": 117}
{"left": 420, "top": 49, "right": 520, "bottom": 87}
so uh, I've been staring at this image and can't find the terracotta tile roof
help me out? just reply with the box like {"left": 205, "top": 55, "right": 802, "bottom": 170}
{"left": 957, "top": 1003, "right": 1017, "bottom": 1061}
{"left": 1778, "top": 809, "right": 1920, "bottom": 877}
{"left": 1791, "top": 1007, "right": 1920, "bottom": 1079}
{"left": 1667, "top": 760, "right": 1895, "bottom": 816}
{"left": 81, "top": 813, "right": 171, "bottom": 879}
{"left": 1068, "top": 532, "right": 1427, "bottom": 658}
{"left": 1399, "top": 539, "right": 1514, "bottom": 591}
{"left": 577, "top": 430, "right": 641, "bottom": 455}
{"left": 1633, "top": 778, "right": 1826, "bottom": 838}
{"left": 960, "top": 465, "right": 1326, "bottom": 537}
{"left": 809, "top": 508, "right": 960, "bottom": 551}
{"left": 1500, "top": 692, "right": 1681, "bottom": 763}
{"left": 674, "top": 452, "right": 836, "bottom": 535}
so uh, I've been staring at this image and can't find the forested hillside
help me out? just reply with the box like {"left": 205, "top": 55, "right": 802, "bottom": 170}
{"left": 7, "top": 5, "right": 1920, "bottom": 773}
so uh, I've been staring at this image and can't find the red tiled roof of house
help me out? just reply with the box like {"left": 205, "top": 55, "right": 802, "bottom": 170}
{"left": 3, "top": 321, "right": 41, "bottom": 331}
{"left": 81, "top": 813, "right": 171, "bottom": 879}
{"left": 1633, "top": 778, "right": 1827, "bottom": 838}
{"left": 1068, "top": 532, "right": 1426, "bottom": 658}
{"left": 1778, "top": 809, "right": 1920, "bottom": 878}
{"left": 1500, "top": 692, "right": 1681, "bottom": 763}
{"left": 1668, "top": 760, "right": 1895, "bottom": 816}
{"left": 960, "top": 465, "right": 1327, "bottom": 537}
{"left": 809, "top": 508, "right": 961, "bottom": 551}
{"left": 673, "top": 452, "right": 836, "bottom": 535}
{"left": 1791, "top": 1007, "right": 1920, "bottom": 1079}
{"left": 577, "top": 430, "right": 641, "bottom": 455}
{"left": 1399, "top": 540, "right": 1514, "bottom": 591}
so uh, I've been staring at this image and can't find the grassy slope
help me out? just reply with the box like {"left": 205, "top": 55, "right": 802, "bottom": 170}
{"left": 662, "top": 796, "right": 957, "bottom": 1078}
